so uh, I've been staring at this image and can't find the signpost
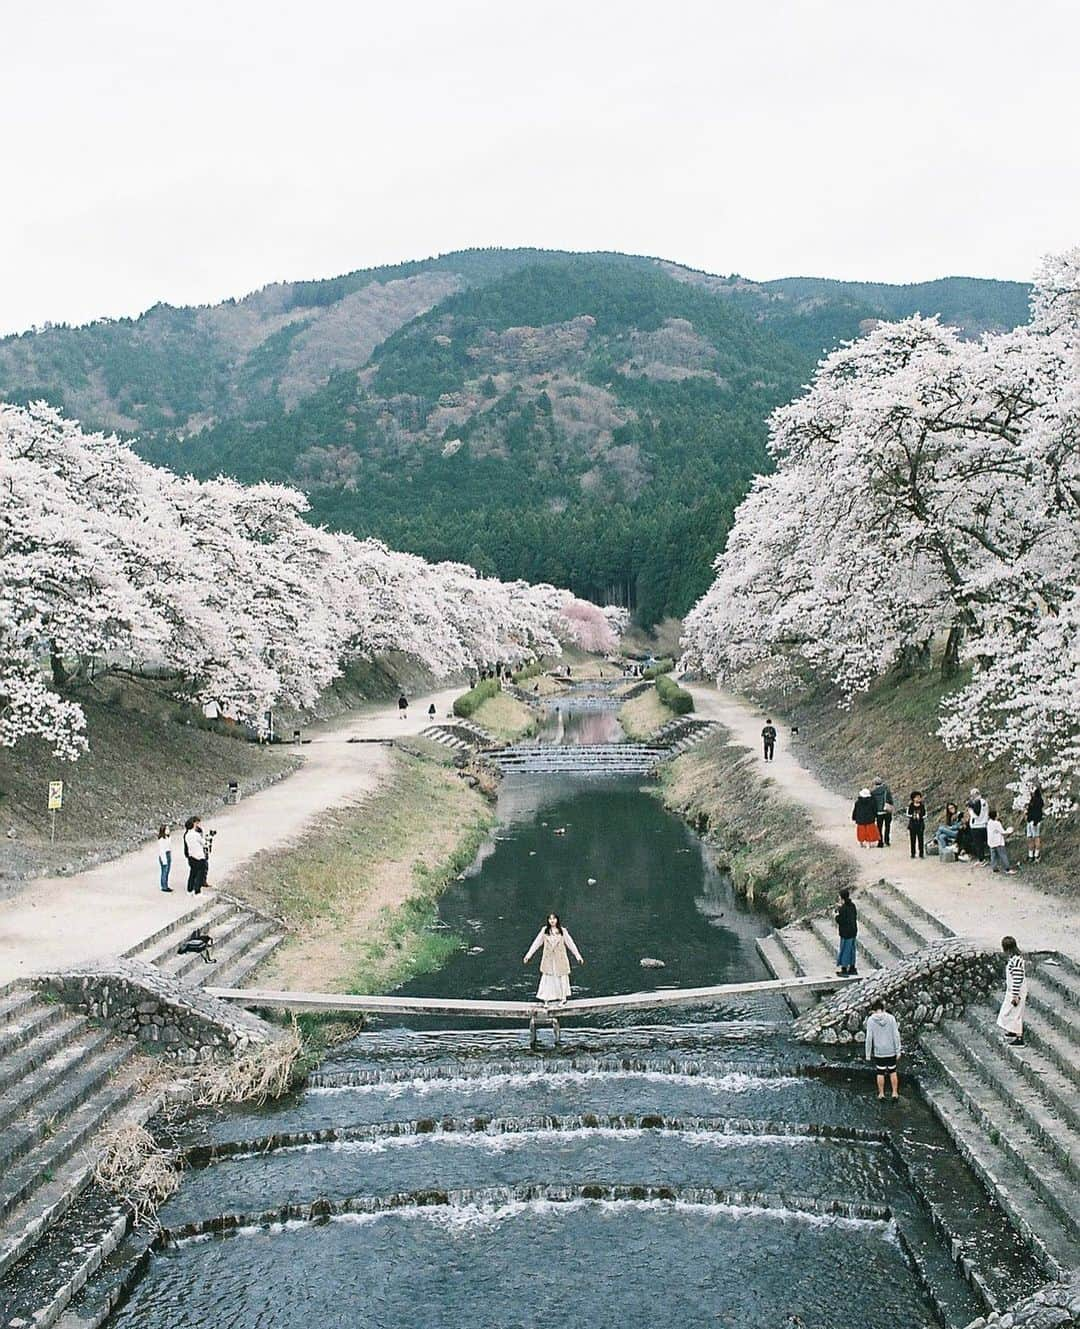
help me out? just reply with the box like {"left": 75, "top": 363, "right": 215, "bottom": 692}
{"left": 48, "top": 780, "right": 63, "bottom": 843}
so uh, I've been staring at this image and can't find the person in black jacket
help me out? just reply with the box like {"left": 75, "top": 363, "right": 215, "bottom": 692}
{"left": 836, "top": 888, "right": 858, "bottom": 975}
{"left": 907, "top": 791, "right": 926, "bottom": 859}
{"left": 852, "top": 788, "right": 880, "bottom": 847}
{"left": 761, "top": 719, "right": 777, "bottom": 762}
{"left": 1025, "top": 787, "right": 1044, "bottom": 862}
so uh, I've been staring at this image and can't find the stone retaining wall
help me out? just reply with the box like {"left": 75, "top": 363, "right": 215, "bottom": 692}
{"left": 39, "top": 958, "right": 276, "bottom": 1063}
{"left": 964, "top": 1273, "right": 1080, "bottom": 1328}
{"left": 792, "top": 938, "right": 1003, "bottom": 1045}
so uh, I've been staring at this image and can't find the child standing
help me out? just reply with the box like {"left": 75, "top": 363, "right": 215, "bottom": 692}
{"left": 986, "top": 809, "right": 1017, "bottom": 875}
{"left": 906, "top": 792, "right": 926, "bottom": 859}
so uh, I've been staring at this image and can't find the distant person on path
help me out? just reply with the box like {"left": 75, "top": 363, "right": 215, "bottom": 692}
{"left": 183, "top": 816, "right": 208, "bottom": 895}
{"left": 398, "top": 693, "right": 409, "bottom": 719}
{"left": 996, "top": 936, "right": 1027, "bottom": 1044}
{"left": 156, "top": 825, "right": 173, "bottom": 892}
{"left": 523, "top": 913, "right": 584, "bottom": 1006}
{"left": 865, "top": 998, "right": 901, "bottom": 1100}
{"left": 871, "top": 777, "right": 894, "bottom": 848}
{"left": 852, "top": 788, "right": 880, "bottom": 847}
{"left": 761, "top": 719, "right": 777, "bottom": 762}
{"left": 986, "top": 809, "right": 1017, "bottom": 875}
{"left": 835, "top": 888, "right": 858, "bottom": 975}
{"left": 906, "top": 791, "right": 926, "bottom": 859}
{"left": 967, "top": 788, "right": 990, "bottom": 862}
{"left": 934, "top": 803, "right": 961, "bottom": 857}
{"left": 1025, "top": 786, "right": 1044, "bottom": 862}
{"left": 427, "top": 702, "right": 437, "bottom": 719}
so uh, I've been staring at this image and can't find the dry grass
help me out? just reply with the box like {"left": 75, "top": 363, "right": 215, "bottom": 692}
{"left": 192, "top": 1024, "right": 305, "bottom": 1107}
{"left": 618, "top": 688, "right": 672, "bottom": 740}
{"left": 93, "top": 1123, "right": 179, "bottom": 1227}
{"left": 471, "top": 692, "right": 537, "bottom": 742}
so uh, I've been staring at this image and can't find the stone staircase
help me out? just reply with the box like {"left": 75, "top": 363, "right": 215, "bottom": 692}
{"left": 649, "top": 715, "right": 718, "bottom": 754}
{"left": 420, "top": 719, "right": 498, "bottom": 754}
{"left": 757, "top": 882, "right": 1080, "bottom": 1280}
{"left": 489, "top": 742, "right": 668, "bottom": 775}
{"left": 122, "top": 893, "right": 287, "bottom": 990}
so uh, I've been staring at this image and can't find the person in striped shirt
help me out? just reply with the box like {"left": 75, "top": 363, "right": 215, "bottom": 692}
{"left": 996, "top": 936, "right": 1027, "bottom": 1045}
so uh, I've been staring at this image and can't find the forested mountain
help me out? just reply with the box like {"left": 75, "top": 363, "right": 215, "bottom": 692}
{"left": 0, "top": 249, "right": 1031, "bottom": 623}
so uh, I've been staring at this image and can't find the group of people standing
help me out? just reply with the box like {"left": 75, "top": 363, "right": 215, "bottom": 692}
{"left": 154, "top": 817, "right": 211, "bottom": 895}
{"left": 852, "top": 781, "right": 1044, "bottom": 873}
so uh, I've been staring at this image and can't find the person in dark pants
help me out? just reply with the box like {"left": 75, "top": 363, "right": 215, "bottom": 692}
{"left": 1025, "top": 786, "right": 1043, "bottom": 862}
{"left": 871, "top": 777, "right": 894, "bottom": 847}
{"left": 761, "top": 719, "right": 777, "bottom": 762}
{"left": 835, "top": 888, "right": 858, "bottom": 975}
{"left": 907, "top": 791, "right": 926, "bottom": 859}
{"left": 967, "top": 788, "right": 989, "bottom": 861}
{"left": 183, "top": 816, "right": 208, "bottom": 895}
{"left": 398, "top": 693, "right": 409, "bottom": 719}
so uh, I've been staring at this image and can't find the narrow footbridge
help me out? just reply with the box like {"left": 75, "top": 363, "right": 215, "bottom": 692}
{"left": 206, "top": 973, "right": 855, "bottom": 1021}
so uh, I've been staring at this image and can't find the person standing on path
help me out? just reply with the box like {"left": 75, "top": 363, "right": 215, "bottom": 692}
{"left": 865, "top": 998, "right": 902, "bottom": 1100}
{"left": 835, "top": 888, "right": 858, "bottom": 975}
{"left": 1025, "top": 787, "right": 1044, "bottom": 862}
{"left": 906, "top": 792, "right": 926, "bottom": 859}
{"left": 183, "top": 816, "right": 208, "bottom": 895}
{"left": 398, "top": 693, "right": 409, "bottom": 719}
{"left": 156, "top": 825, "right": 173, "bottom": 893}
{"left": 871, "top": 777, "right": 894, "bottom": 848}
{"left": 852, "top": 788, "right": 880, "bottom": 847}
{"left": 761, "top": 719, "right": 777, "bottom": 762}
{"left": 523, "top": 913, "right": 584, "bottom": 1006}
{"left": 427, "top": 702, "right": 437, "bottom": 719}
{"left": 986, "top": 809, "right": 1017, "bottom": 875}
{"left": 996, "top": 936, "right": 1027, "bottom": 1044}
{"left": 967, "top": 788, "right": 989, "bottom": 862}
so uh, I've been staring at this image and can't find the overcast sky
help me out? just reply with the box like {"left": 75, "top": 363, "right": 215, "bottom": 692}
{"left": 3, "top": 0, "right": 1078, "bottom": 334}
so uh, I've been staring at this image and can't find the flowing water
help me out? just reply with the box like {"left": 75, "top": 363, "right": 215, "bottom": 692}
{"left": 104, "top": 694, "right": 1043, "bottom": 1328}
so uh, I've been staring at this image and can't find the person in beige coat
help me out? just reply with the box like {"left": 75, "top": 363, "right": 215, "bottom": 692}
{"left": 523, "top": 913, "right": 584, "bottom": 1005}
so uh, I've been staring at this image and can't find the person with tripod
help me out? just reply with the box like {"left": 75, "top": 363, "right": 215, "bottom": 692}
{"left": 183, "top": 815, "right": 210, "bottom": 895}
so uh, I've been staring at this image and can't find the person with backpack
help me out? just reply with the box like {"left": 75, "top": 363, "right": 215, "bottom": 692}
{"left": 906, "top": 791, "right": 926, "bottom": 859}
{"left": 1025, "top": 787, "right": 1044, "bottom": 862}
{"left": 835, "top": 888, "right": 858, "bottom": 975}
{"left": 865, "top": 998, "right": 902, "bottom": 1100}
{"left": 761, "top": 719, "right": 777, "bottom": 762}
{"left": 996, "top": 936, "right": 1027, "bottom": 1044}
{"left": 852, "top": 788, "right": 880, "bottom": 847}
{"left": 871, "top": 777, "right": 894, "bottom": 848}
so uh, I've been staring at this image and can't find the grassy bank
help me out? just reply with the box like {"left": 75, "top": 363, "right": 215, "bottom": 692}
{"left": 618, "top": 689, "right": 674, "bottom": 739}
{"left": 745, "top": 666, "right": 1079, "bottom": 898}
{"left": 661, "top": 729, "right": 855, "bottom": 922}
{"left": 226, "top": 748, "right": 495, "bottom": 993}
{"left": 471, "top": 692, "right": 538, "bottom": 741}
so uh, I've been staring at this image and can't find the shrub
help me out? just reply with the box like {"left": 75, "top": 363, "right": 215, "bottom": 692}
{"left": 513, "top": 658, "right": 547, "bottom": 685}
{"left": 656, "top": 673, "right": 694, "bottom": 715}
{"left": 643, "top": 658, "right": 675, "bottom": 680}
{"left": 453, "top": 678, "right": 500, "bottom": 718}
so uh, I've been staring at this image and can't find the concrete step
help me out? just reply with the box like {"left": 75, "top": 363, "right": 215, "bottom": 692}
{"left": 940, "top": 1010, "right": 1080, "bottom": 1182}
{"left": 0, "top": 987, "right": 40, "bottom": 1029}
{"left": 191, "top": 918, "right": 281, "bottom": 990}
{"left": 1026, "top": 973, "right": 1080, "bottom": 1062}
{"left": 154, "top": 906, "right": 259, "bottom": 983}
{"left": 0, "top": 1012, "right": 88, "bottom": 1097}
{"left": 1021, "top": 982, "right": 1080, "bottom": 1091}
{"left": 0, "top": 998, "right": 69, "bottom": 1060}
{"left": 0, "top": 1024, "right": 114, "bottom": 1135}
{"left": 919, "top": 1071, "right": 1079, "bottom": 1281}
{"left": 0, "top": 1064, "right": 139, "bottom": 1227}
{"left": 875, "top": 879, "right": 955, "bottom": 941}
{"left": 807, "top": 914, "right": 884, "bottom": 972}
{"left": 129, "top": 900, "right": 241, "bottom": 970}
{"left": 964, "top": 1004, "right": 1080, "bottom": 1138}
{"left": 0, "top": 1043, "right": 136, "bottom": 1177}
{"left": 1033, "top": 957, "right": 1080, "bottom": 1011}
{"left": 852, "top": 900, "right": 916, "bottom": 962}
{"left": 754, "top": 934, "right": 818, "bottom": 1015}
{"left": 921, "top": 1030, "right": 1080, "bottom": 1253}
{"left": 207, "top": 929, "right": 285, "bottom": 991}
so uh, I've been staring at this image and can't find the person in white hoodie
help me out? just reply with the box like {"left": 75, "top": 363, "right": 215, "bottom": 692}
{"left": 986, "top": 808, "right": 1017, "bottom": 875}
{"left": 865, "top": 997, "right": 902, "bottom": 1101}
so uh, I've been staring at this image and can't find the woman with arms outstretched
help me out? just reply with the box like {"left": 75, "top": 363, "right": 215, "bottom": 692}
{"left": 524, "top": 913, "right": 584, "bottom": 1005}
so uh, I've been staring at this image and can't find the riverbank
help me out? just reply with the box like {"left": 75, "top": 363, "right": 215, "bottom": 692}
{"left": 617, "top": 688, "right": 673, "bottom": 739}
{"left": 471, "top": 692, "right": 538, "bottom": 742}
{"left": 660, "top": 728, "right": 855, "bottom": 923}
{"left": 228, "top": 747, "right": 495, "bottom": 994}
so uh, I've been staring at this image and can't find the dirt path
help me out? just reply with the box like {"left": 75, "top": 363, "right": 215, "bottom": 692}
{"left": 0, "top": 688, "right": 463, "bottom": 984}
{"left": 687, "top": 684, "right": 1080, "bottom": 962}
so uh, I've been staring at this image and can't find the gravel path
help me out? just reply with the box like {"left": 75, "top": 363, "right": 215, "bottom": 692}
{"left": 0, "top": 688, "right": 463, "bottom": 984}
{"left": 687, "top": 684, "right": 1080, "bottom": 962}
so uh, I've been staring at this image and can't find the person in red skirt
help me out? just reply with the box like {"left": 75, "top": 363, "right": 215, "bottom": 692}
{"left": 852, "top": 787, "right": 880, "bottom": 847}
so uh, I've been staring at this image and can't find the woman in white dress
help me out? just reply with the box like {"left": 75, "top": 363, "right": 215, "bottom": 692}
{"left": 523, "top": 914, "right": 584, "bottom": 1005}
{"left": 996, "top": 935, "right": 1028, "bottom": 1045}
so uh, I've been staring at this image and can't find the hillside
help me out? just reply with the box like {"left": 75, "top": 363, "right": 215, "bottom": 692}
{"left": 0, "top": 249, "right": 1031, "bottom": 623}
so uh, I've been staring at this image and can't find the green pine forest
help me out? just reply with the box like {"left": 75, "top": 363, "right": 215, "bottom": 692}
{"left": 0, "top": 249, "right": 1031, "bottom": 624}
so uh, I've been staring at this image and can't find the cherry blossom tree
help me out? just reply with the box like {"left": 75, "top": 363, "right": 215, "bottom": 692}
{"left": 558, "top": 597, "right": 619, "bottom": 654}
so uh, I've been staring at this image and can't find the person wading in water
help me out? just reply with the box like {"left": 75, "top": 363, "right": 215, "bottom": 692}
{"left": 523, "top": 913, "right": 584, "bottom": 1006}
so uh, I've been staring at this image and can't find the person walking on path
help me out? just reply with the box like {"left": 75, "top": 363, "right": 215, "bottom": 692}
{"left": 865, "top": 998, "right": 902, "bottom": 1100}
{"left": 761, "top": 719, "right": 777, "bottom": 762}
{"left": 398, "top": 693, "right": 409, "bottom": 719}
{"left": 156, "top": 825, "right": 173, "bottom": 893}
{"left": 907, "top": 792, "right": 926, "bottom": 859}
{"left": 871, "top": 777, "right": 894, "bottom": 848}
{"left": 852, "top": 788, "right": 880, "bottom": 847}
{"left": 996, "top": 936, "right": 1027, "bottom": 1044}
{"left": 427, "top": 702, "right": 437, "bottom": 719}
{"left": 986, "top": 809, "right": 1017, "bottom": 875}
{"left": 523, "top": 913, "right": 584, "bottom": 1005}
{"left": 967, "top": 788, "right": 990, "bottom": 862}
{"left": 934, "top": 803, "right": 961, "bottom": 857}
{"left": 1025, "top": 787, "right": 1044, "bottom": 862}
{"left": 835, "top": 888, "right": 858, "bottom": 975}
{"left": 183, "top": 816, "right": 208, "bottom": 896}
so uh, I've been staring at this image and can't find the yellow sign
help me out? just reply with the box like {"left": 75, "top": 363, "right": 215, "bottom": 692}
{"left": 48, "top": 781, "right": 64, "bottom": 811}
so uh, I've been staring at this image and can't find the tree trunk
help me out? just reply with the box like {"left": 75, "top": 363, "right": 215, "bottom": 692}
{"left": 895, "top": 640, "right": 932, "bottom": 679}
{"left": 941, "top": 624, "right": 964, "bottom": 680}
